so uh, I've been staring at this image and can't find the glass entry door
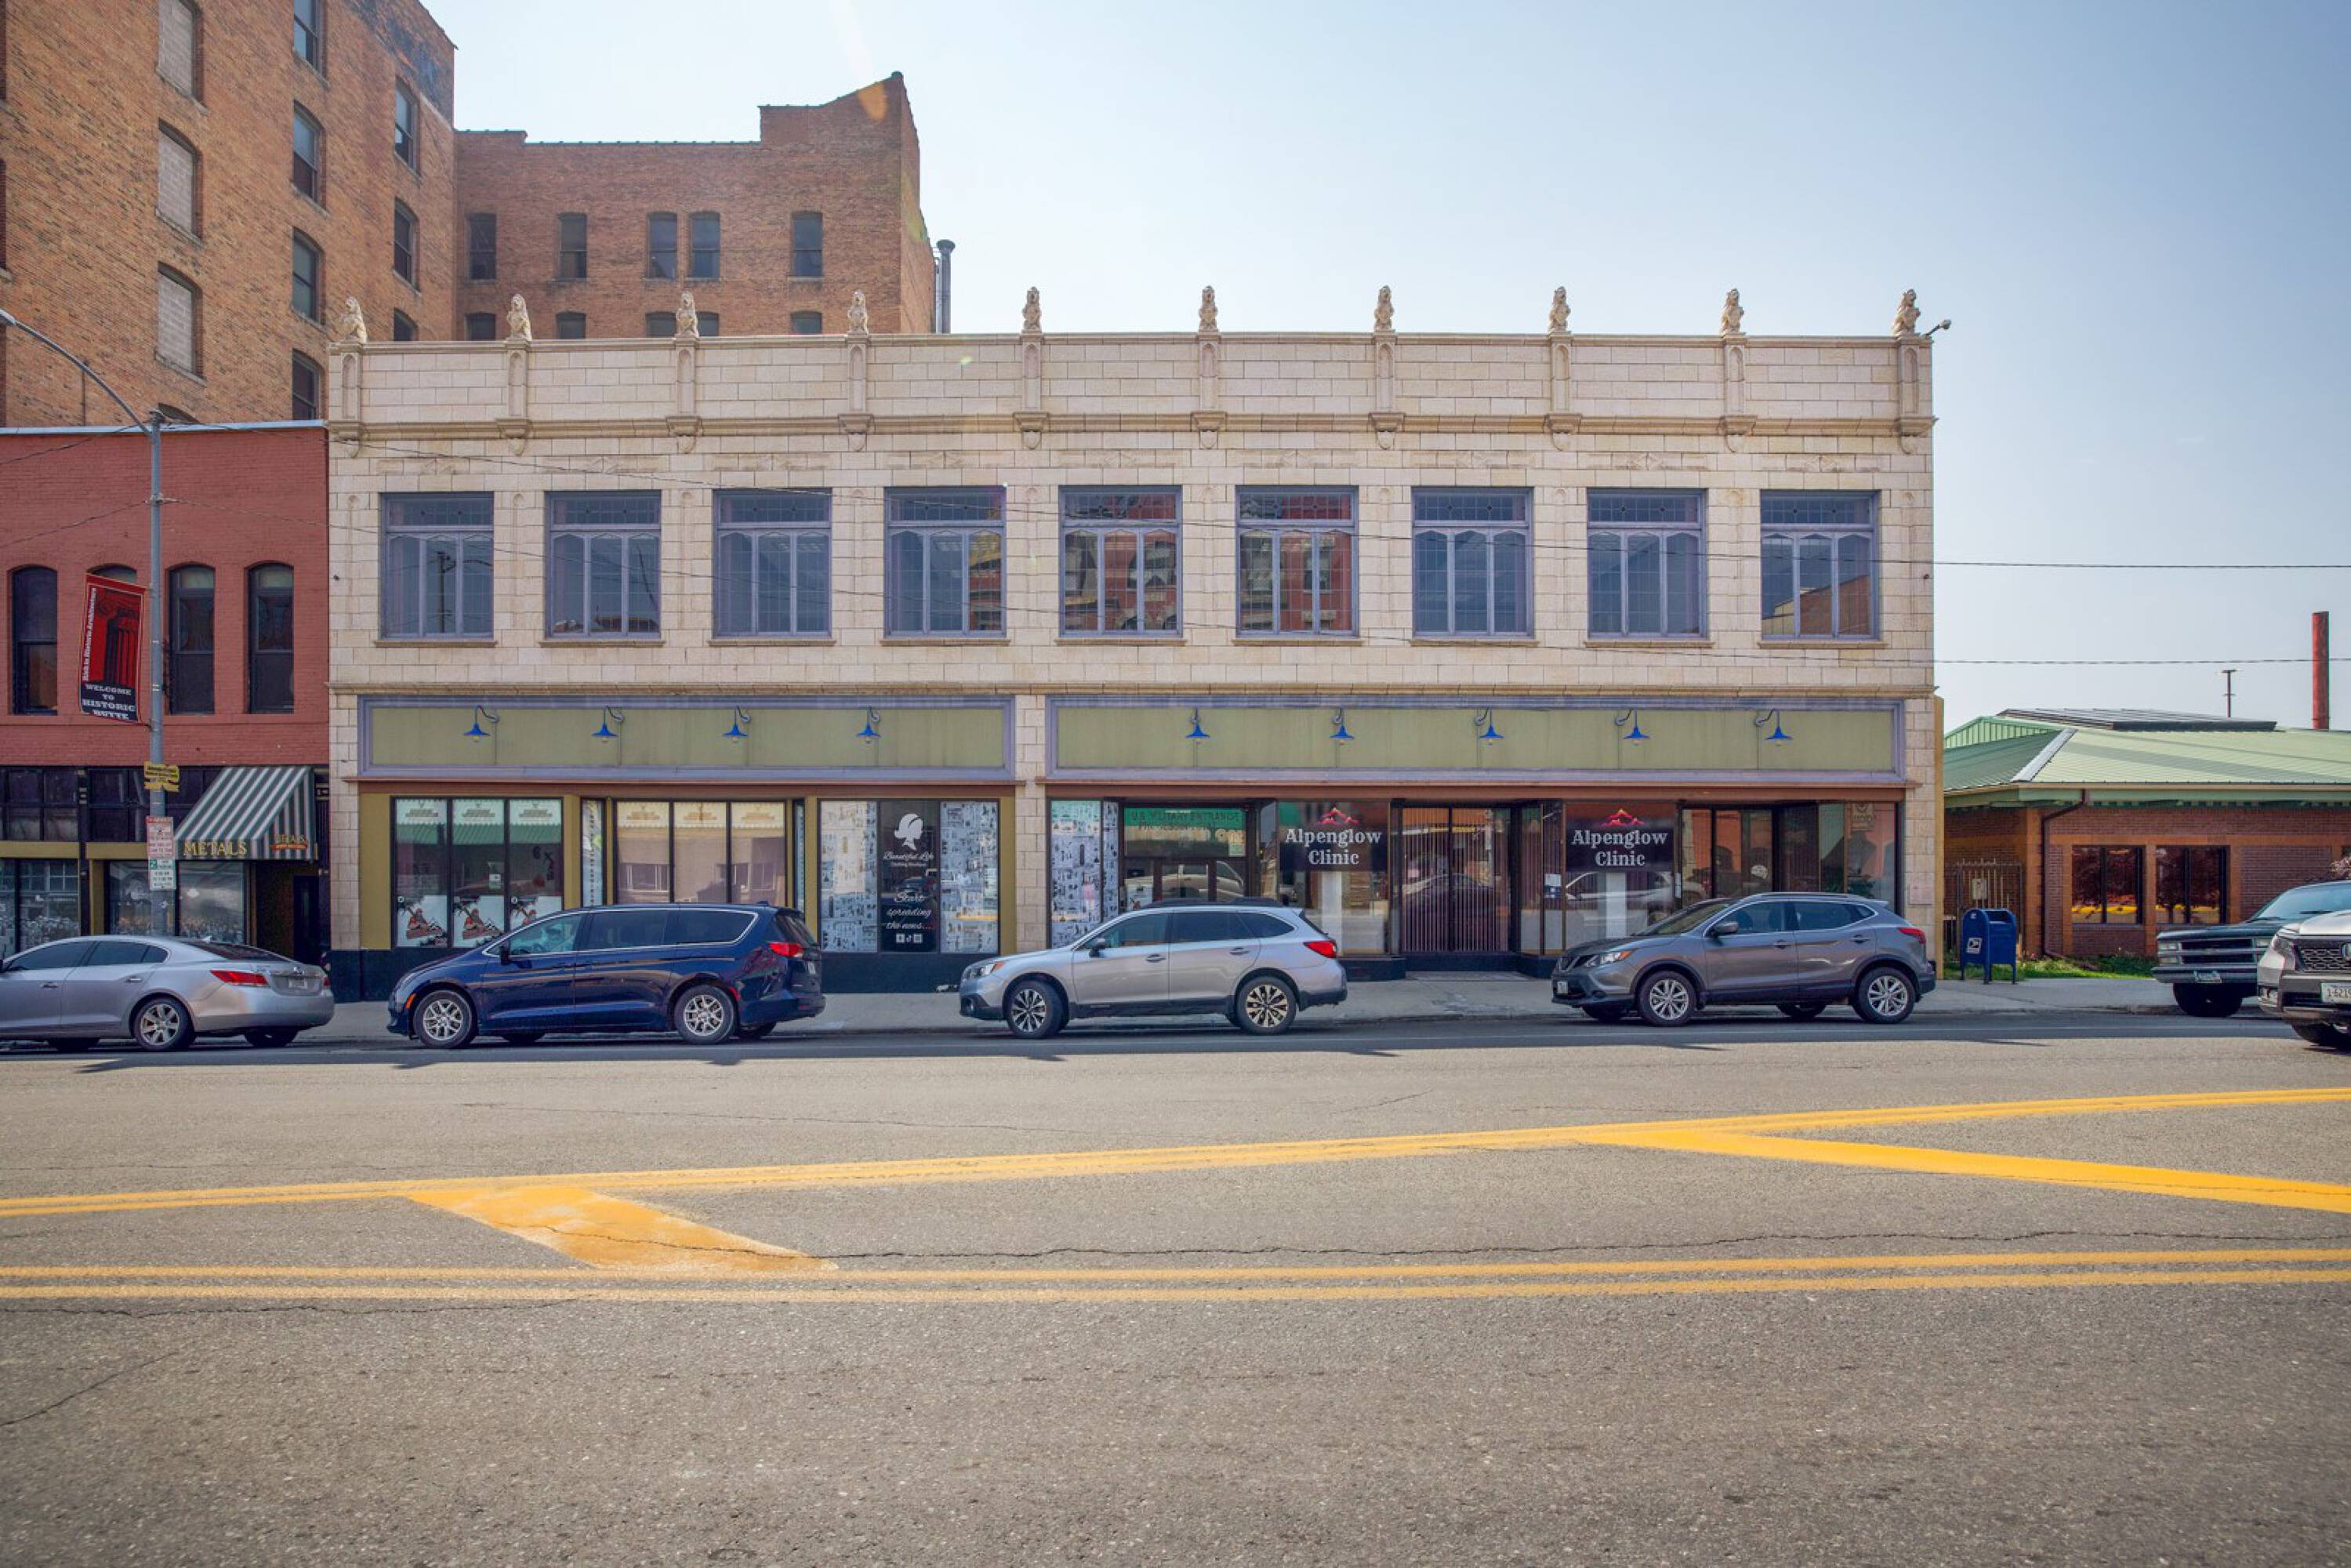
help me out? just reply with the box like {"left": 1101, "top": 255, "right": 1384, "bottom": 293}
{"left": 1123, "top": 857, "right": 1246, "bottom": 906}
{"left": 1395, "top": 807, "right": 1511, "bottom": 953}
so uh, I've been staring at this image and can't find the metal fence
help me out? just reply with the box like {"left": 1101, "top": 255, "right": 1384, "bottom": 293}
{"left": 1943, "top": 858, "right": 2025, "bottom": 953}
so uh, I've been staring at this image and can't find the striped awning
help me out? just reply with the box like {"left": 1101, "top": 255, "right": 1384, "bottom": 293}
{"left": 174, "top": 766, "right": 317, "bottom": 861}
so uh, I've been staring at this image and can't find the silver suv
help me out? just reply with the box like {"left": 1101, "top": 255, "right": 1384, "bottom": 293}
{"left": 958, "top": 903, "right": 1348, "bottom": 1039}
{"left": 2255, "top": 907, "right": 2351, "bottom": 1048}
{"left": 1551, "top": 893, "right": 1936, "bottom": 1026}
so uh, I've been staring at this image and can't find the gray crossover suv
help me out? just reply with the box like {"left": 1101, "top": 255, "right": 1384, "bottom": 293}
{"left": 959, "top": 903, "right": 1348, "bottom": 1039}
{"left": 1551, "top": 893, "right": 1936, "bottom": 1026}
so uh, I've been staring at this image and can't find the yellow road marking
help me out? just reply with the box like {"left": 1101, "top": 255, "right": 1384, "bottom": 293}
{"left": 2, "top": 1087, "right": 2346, "bottom": 1219}
{"left": 2, "top": 1267, "right": 2348, "bottom": 1308}
{"left": 1592, "top": 1129, "right": 2351, "bottom": 1214}
{"left": 407, "top": 1185, "right": 829, "bottom": 1274}
{"left": 2, "top": 1247, "right": 2349, "bottom": 1284}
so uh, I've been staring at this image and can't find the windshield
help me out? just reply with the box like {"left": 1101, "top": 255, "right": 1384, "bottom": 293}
{"left": 2253, "top": 883, "right": 2351, "bottom": 923}
{"left": 1638, "top": 900, "right": 1732, "bottom": 938}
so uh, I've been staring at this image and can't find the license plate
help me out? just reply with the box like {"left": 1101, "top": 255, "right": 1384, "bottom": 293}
{"left": 2324, "top": 982, "right": 2351, "bottom": 1005}
{"left": 281, "top": 976, "right": 319, "bottom": 993}
{"left": 2193, "top": 970, "right": 2222, "bottom": 984}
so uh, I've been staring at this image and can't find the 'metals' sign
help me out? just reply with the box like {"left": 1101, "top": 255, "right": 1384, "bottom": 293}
{"left": 80, "top": 574, "right": 144, "bottom": 722}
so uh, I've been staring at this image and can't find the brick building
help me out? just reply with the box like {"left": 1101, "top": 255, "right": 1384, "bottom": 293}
{"left": 0, "top": 423, "right": 329, "bottom": 959}
{"left": 452, "top": 74, "right": 933, "bottom": 343}
{"left": 1943, "top": 710, "right": 2351, "bottom": 959}
{"left": 0, "top": 0, "right": 458, "bottom": 427}
{"left": 320, "top": 287, "right": 1939, "bottom": 997}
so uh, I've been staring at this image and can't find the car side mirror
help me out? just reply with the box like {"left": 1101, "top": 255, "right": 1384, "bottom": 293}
{"left": 1712, "top": 919, "right": 1741, "bottom": 938}
{"left": 1082, "top": 939, "right": 1108, "bottom": 956}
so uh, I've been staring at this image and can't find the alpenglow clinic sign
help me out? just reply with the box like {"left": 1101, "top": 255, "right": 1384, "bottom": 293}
{"left": 1279, "top": 821, "right": 1384, "bottom": 872}
{"left": 1564, "top": 810, "right": 1675, "bottom": 875}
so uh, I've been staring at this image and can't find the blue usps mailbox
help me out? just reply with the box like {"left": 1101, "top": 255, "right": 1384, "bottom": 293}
{"left": 1959, "top": 906, "right": 2019, "bottom": 983}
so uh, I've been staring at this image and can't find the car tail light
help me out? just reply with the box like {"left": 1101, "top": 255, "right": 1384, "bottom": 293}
{"left": 1304, "top": 938, "right": 1339, "bottom": 959}
{"left": 210, "top": 968, "right": 270, "bottom": 987}
{"left": 1897, "top": 927, "right": 1927, "bottom": 942}
{"left": 768, "top": 941, "right": 804, "bottom": 959}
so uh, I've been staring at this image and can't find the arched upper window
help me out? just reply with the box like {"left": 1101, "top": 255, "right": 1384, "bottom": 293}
{"left": 93, "top": 564, "right": 138, "bottom": 582}
{"left": 247, "top": 564, "right": 294, "bottom": 713}
{"left": 166, "top": 564, "right": 214, "bottom": 713}
{"left": 9, "top": 567, "right": 57, "bottom": 714}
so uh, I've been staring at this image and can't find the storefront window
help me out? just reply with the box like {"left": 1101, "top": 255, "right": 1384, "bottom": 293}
{"left": 815, "top": 798, "right": 999, "bottom": 956}
{"left": 1048, "top": 800, "right": 1108, "bottom": 946}
{"left": 1556, "top": 808, "right": 1678, "bottom": 949}
{"left": 1119, "top": 805, "right": 1250, "bottom": 909}
{"left": 107, "top": 862, "right": 166, "bottom": 935}
{"left": 819, "top": 800, "right": 877, "bottom": 950}
{"left": 507, "top": 799, "right": 564, "bottom": 927}
{"left": 0, "top": 860, "right": 82, "bottom": 955}
{"left": 673, "top": 803, "right": 728, "bottom": 904}
{"left": 177, "top": 862, "right": 245, "bottom": 945}
{"left": 394, "top": 799, "right": 451, "bottom": 946}
{"left": 1840, "top": 803, "right": 1896, "bottom": 902}
{"left": 452, "top": 798, "right": 508, "bottom": 946}
{"left": 394, "top": 797, "right": 567, "bottom": 947}
{"left": 730, "top": 803, "right": 791, "bottom": 908}
{"left": 2155, "top": 846, "right": 2226, "bottom": 925}
{"left": 939, "top": 801, "right": 1000, "bottom": 954}
{"left": 613, "top": 801, "right": 674, "bottom": 903}
{"left": 1270, "top": 800, "right": 1389, "bottom": 955}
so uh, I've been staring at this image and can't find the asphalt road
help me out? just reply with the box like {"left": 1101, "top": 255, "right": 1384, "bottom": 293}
{"left": 2, "top": 1011, "right": 2348, "bottom": 1566}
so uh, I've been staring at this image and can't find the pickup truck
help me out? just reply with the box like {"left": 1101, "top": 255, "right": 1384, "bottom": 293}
{"left": 2255, "top": 907, "right": 2351, "bottom": 1047}
{"left": 2153, "top": 879, "right": 2351, "bottom": 1017}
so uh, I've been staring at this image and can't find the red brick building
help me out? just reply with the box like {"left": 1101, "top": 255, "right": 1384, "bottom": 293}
{"left": 1943, "top": 710, "right": 2351, "bottom": 959}
{"left": 452, "top": 74, "right": 934, "bottom": 342}
{"left": 0, "top": 0, "right": 459, "bottom": 427}
{"left": 0, "top": 423, "right": 328, "bottom": 958}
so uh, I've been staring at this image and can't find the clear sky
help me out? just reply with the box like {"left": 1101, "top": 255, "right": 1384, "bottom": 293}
{"left": 433, "top": 0, "right": 2350, "bottom": 730}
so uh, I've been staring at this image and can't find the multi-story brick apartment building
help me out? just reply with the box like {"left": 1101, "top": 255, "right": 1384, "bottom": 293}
{"left": 319, "top": 287, "right": 1939, "bottom": 1000}
{"left": 452, "top": 74, "right": 933, "bottom": 344}
{"left": 0, "top": 0, "right": 458, "bottom": 426}
{"left": 0, "top": 423, "right": 329, "bottom": 960}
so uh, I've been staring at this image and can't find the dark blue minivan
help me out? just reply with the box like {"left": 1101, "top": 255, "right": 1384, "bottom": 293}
{"left": 387, "top": 904, "right": 823, "bottom": 1048}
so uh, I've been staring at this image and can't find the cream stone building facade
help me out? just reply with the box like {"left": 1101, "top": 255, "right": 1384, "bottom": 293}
{"left": 323, "top": 287, "right": 1937, "bottom": 998}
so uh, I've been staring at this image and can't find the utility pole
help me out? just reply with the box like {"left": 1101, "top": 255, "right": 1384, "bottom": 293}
{"left": 2222, "top": 667, "right": 2237, "bottom": 718}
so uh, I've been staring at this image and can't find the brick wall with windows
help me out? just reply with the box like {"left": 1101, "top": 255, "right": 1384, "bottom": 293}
{"left": 0, "top": 0, "right": 455, "bottom": 425}
{"left": 0, "top": 424, "right": 325, "bottom": 765}
{"left": 449, "top": 74, "right": 931, "bottom": 343}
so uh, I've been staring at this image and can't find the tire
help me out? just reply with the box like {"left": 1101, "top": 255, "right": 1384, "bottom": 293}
{"left": 2172, "top": 984, "right": 2244, "bottom": 1019}
{"left": 1635, "top": 969, "right": 1700, "bottom": 1027}
{"left": 1234, "top": 974, "right": 1300, "bottom": 1036}
{"left": 1777, "top": 1001, "right": 1829, "bottom": 1022}
{"left": 495, "top": 1031, "right": 544, "bottom": 1046}
{"left": 413, "top": 988, "right": 477, "bottom": 1050}
{"left": 1852, "top": 966, "right": 1918, "bottom": 1025}
{"left": 672, "top": 984, "right": 737, "bottom": 1046}
{"left": 1003, "top": 978, "right": 1065, "bottom": 1040}
{"left": 1580, "top": 1004, "right": 1634, "bottom": 1023}
{"left": 132, "top": 996, "right": 194, "bottom": 1052}
{"left": 244, "top": 1029, "right": 299, "bottom": 1048}
{"left": 735, "top": 1022, "right": 776, "bottom": 1041}
{"left": 2290, "top": 1021, "right": 2351, "bottom": 1049}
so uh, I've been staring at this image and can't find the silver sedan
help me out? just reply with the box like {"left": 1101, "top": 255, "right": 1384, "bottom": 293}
{"left": 0, "top": 935, "right": 335, "bottom": 1051}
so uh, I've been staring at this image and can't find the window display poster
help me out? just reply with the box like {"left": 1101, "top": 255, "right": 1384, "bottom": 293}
{"left": 820, "top": 800, "right": 877, "bottom": 952}
{"left": 1049, "top": 799, "right": 1104, "bottom": 945}
{"left": 581, "top": 800, "right": 606, "bottom": 906}
{"left": 451, "top": 798, "right": 509, "bottom": 946}
{"left": 394, "top": 799, "right": 450, "bottom": 947}
{"left": 877, "top": 799, "right": 940, "bottom": 952}
{"left": 939, "top": 800, "right": 1000, "bottom": 954}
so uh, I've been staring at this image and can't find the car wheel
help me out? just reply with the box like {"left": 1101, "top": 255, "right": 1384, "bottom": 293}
{"left": 132, "top": 996, "right": 194, "bottom": 1052}
{"left": 1777, "top": 1001, "right": 1829, "bottom": 1022}
{"left": 413, "top": 988, "right": 477, "bottom": 1050}
{"left": 1853, "top": 966, "right": 1917, "bottom": 1025}
{"left": 673, "top": 985, "right": 738, "bottom": 1046}
{"left": 243, "top": 1029, "right": 299, "bottom": 1048}
{"left": 1235, "top": 975, "right": 1299, "bottom": 1036}
{"left": 495, "top": 1031, "right": 544, "bottom": 1046}
{"left": 1580, "top": 1004, "right": 1633, "bottom": 1023}
{"left": 1635, "top": 970, "right": 1699, "bottom": 1027}
{"left": 2171, "top": 985, "right": 2244, "bottom": 1019}
{"left": 2290, "top": 1021, "right": 2351, "bottom": 1049}
{"left": 1003, "top": 978, "right": 1066, "bottom": 1040}
{"left": 735, "top": 1022, "right": 777, "bottom": 1041}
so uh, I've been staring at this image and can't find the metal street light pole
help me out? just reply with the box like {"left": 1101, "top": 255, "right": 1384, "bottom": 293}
{"left": 0, "top": 308, "right": 169, "bottom": 838}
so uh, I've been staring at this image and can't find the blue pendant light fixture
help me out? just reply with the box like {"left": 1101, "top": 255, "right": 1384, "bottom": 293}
{"left": 724, "top": 706, "right": 752, "bottom": 742}
{"left": 855, "top": 708, "right": 883, "bottom": 744}
{"left": 1185, "top": 707, "right": 1211, "bottom": 741}
{"left": 593, "top": 706, "right": 622, "bottom": 742}
{"left": 1473, "top": 707, "right": 1504, "bottom": 743}
{"left": 1330, "top": 707, "right": 1353, "bottom": 743}
{"left": 1614, "top": 708, "right": 1647, "bottom": 745}
{"left": 463, "top": 704, "right": 499, "bottom": 741}
{"left": 1755, "top": 707, "right": 1791, "bottom": 745}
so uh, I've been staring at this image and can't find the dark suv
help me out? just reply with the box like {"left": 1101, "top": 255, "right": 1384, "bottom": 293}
{"left": 2154, "top": 880, "right": 2351, "bottom": 1018}
{"left": 387, "top": 904, "right": 823, "bottom": 1048}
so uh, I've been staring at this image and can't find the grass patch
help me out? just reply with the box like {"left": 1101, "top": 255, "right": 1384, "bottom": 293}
{"left": 1943, "top": 952, "right": 2158, "bottom": 981}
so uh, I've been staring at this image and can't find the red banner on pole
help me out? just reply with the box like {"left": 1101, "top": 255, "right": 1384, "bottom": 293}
{"left": 80, "top": 574, "right": 143, "bottom": 723}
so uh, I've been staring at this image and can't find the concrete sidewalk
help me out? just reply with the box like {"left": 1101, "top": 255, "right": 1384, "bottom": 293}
{"left": 315, "top": 971, "right": 2179, "bottom": 1044}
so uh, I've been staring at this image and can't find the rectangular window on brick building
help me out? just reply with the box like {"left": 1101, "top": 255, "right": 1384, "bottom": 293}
{"left": 644, "top": 312, "right": 675, "bottom": 338}
{"left": 1762, "top": 492, "right": 1878, "bottom": 640}
{"left": 291, "top": 230, "right": 322, "bottom": 321}
{"left": 292, "top": 105, "right": 323, "bottom": 202}
{"left": 247, "top": 564, "right": 294, "bottom": 713}
{"left": 2069, "top": 846, "right": 2143, "bottom": 926}
{"left": 715, "top": 491, "right": 830, "bottom": 637}
{"left": 789, "top": 311, "right": 822, "bottom": 335}
{"left": 557, "top": 212, "right": 586, "bottom": 279}
{"left": 688, "top": 212, "right": 720, "bottom": 278}
{"left": 392, "top": 310, "right": 416, "bottom": 341}
{"left": 167, "top": 565, "right": 214, "bottom": 714}
{"left": 791, "top": 212, "right": 822, "bottom": 277}
{"left": 547, "top": 493, "right": 662, "bottom": 639}
{"left": 392, "top": 201, "right": 417, "bottom": 284}
{"left": 464, "top": 313, "right": 496, "bottom": 341}
{"left": 1237, "top": 488, "right": 1355, "bottom": 637}
{"left": 2154, "top": 846, "right": 2227, "bottom": 925}
{"left": 158, "top": 124, "right": 199, "bottom": 233}
{"left": 1061, "top": 488, "right": 1179, "bottom": 637}
{"left": 394, "top": 82, "right": 418, "bottom": 169}
{"left": 382, "top": 495, "right": 494, "bottom": 640}
{"left": 885, "top": 489, "right": 1005, "bottom": 637}
{"left": 646, "top": 212, "right": 676, "bottom": 278}
{"left": 695, "top": 311, "right": 717, "bottom": 338}
{"left": 158, "top": 267, "right": 199, "bottom": 373}
{"left": 466, "top": 212, "right": 496, "bottom": 280}
{"left": 158, "top": 0, "right": 200, "bottom": 100}
{"left": 1589, "top": 489, "right": 1704, "bottom": 639}
{"left": 555, "top": 312, "right": 586, "bottom": 339}
{"left": 1413, "top": 489, "right": 1531, "bottom": 637}
{"left": 293, "top": 0, "right": 321, "bottom": 70}
{"left": 290, "top": 351, "right": 320, "bottom": 419}
{"left": 9, "top": 567, "right": 56, "bottom": 715}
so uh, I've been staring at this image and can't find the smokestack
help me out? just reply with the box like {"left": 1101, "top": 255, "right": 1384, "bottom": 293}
{"left": 2317, "top": 611, "right": 2333, "bottom": 731}
{"left": 934, "top": 239, "right": 955, "bottom": 333}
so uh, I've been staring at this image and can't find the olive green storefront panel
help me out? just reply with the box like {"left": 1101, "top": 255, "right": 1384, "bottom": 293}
{"left": 1054, "top": 705, "right": 1896, "bottom": 777}
{"left": 365, "top": 704, "right": 1006, "bottom": 776}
